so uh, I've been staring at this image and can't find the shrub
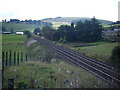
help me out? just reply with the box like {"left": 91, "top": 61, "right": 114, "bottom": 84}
{"left": 17, "top": 81, "right": 28, "bottom": 89}
{"left": 111, "top": 46, "right": 120, "bottom": 65}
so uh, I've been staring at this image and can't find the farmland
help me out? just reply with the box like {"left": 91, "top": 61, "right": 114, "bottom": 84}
{"left": 2, "top": 34, "right": 26, "bottom": 44}
{"left": 2, "top": 22, "right": 42, "bottom": 32}
{"left": 2, "top": 34, "right": 27, "bottom": 61}
{"left": 2, "top": 34, "right": 27, "bottom": 52}
{"left": 60, "top": 42, "right": 119, "bottom": 65}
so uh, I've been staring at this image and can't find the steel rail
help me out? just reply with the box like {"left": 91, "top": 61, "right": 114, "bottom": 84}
{"left": 32, "top": 36, "right": 120, "bottom": 87}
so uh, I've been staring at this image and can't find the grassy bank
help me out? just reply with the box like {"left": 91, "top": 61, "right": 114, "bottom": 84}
{"left": 59, "top": 42, "right": 119, "bottom": 65}
{"left": 3, "top": 61, "right": 109, "bottom": 88}
{"left": 3, "top": 40, "right": 110, "bottom": 88}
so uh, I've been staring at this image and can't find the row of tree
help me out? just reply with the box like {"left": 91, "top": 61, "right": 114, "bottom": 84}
{"left": 2, "top": 19, "right": 53, "bottom": 26}
{"left": 35, "top": 17, "right": 103, "bottom": 42}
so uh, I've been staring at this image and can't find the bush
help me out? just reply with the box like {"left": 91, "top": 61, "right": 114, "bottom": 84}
{"left": 17, "top": 81, "right": 28, "bottom": 88}
{"left": 24, "top": 30, "right": 31, "bottom": 38}
{"left": 111, "top": 46, "right": 120, "bottom": 65}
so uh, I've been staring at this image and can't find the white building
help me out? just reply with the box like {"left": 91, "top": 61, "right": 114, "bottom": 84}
{"left": 15, "top": 32, "right": 24, "bottom": 35}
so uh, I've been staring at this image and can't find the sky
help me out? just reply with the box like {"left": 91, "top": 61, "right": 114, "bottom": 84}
{"left": 0, "top": 0, "right": 120, "bottom": 22}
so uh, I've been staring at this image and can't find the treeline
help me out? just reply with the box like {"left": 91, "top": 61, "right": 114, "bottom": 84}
{"left": 39, "top": 17, "right": 103, "bottom": 42}
{"left": 2, "top": 19, "right": 52, "bottom": 26}
{"left": 111, "top": 21, "right": 120, "bottom": 25}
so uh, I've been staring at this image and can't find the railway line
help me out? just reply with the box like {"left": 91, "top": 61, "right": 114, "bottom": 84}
{"left": 33, "top": 36, "right": 120, "bottom": 88}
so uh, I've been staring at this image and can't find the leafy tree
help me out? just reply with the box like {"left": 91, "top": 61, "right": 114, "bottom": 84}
{"left": 33, "top": 28, "right": 41, "bottom": 35}
{"left": 42, "top": 26, "right": 54, "bottom": 40}
{"left": 52, "top": 30, "right": 61, "bottom": 41}
{"left": 41, "top": 17, "right": 103, "bottom": 43}
{"left": 90, "top": 17, "right": 103, "bottom": 41}
{"left": 2, "top": 26, "right": 7, "bottom": 32}
{"left": 75, "top": 17, "right": 103, "bottom": 42}
{"left": 71, "top": 23, "right": 74, "bottom": 31}
{"left": 24, "top": 30, "right": 31, "bottom": 38}
{"left": 57, "top": 24, "right": 74, "bottom": 42}
{"left": 111, "top": 46, "right": 120, "bottom": 66}
{"left": 10, "top": 28, "right": 14, "bottom": 33}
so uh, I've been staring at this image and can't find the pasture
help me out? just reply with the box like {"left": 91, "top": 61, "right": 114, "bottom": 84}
{"left": 62, "top": 42, "right": 119, "bottom": 64}
{"left": 2, "top": 22, "right": 42, "bottom": 32}
{"left": 2, "top": 34, "right": 26, "bottom": 44}
{"left": 2, "top": 34, "right": 26, "bottom": 51}
{"left": 2, "top": 34, "right": 27, "bottom": 61}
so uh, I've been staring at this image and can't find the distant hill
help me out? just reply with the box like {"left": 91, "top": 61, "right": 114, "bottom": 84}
{"left": 41, "top": 17, "right": 113, "bottom": 25}
{"left": 2, "top": 22, "right": 42, "bottom": 32}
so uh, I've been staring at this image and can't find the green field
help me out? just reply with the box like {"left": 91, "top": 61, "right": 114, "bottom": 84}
{"left": 2, "top": 34, "right": 27, "bottom": 61}
{"left": 79, "top": 42, "right": 118, "bottom": 56}
{"left": 103, "top": 24, "right": 120, "bottom": 27}
{"left": 60, "top": 42, "right": 119, "bottom": 64}
{"left": 2, "top": 22, "right": 42, "bottom": 32}
{"left": 2, "top": 34, "right": 26, "bottom": 44}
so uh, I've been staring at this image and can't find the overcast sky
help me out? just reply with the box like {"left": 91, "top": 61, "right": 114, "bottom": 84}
{"left": 0, "top": 0, "right": 119, "bottom": 21}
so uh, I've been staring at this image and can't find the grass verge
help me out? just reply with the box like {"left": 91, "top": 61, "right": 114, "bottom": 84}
{"left": 3, "top": 61, "right": 109, "bottom": 88}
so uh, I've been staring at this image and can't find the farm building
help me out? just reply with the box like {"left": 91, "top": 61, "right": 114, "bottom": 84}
{"left": 102, "top": 30, "right": 120, "bottom": 42}
{"left": 114, "top": 29, "right": 120, "bottom": 31}
{"left": 2, "top": 32, "right": 11, "bottom": 34}
{"left": 15, "top": 32, "right": 24, "bottom": 35}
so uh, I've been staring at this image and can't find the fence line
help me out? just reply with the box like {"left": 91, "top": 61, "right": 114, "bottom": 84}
{"left": 2, "top": 50, "right": 28, "bottom": 67}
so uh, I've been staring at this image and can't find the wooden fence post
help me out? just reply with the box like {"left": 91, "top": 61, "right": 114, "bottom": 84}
{"left": 6, "top": 52, "right": 8, "bottom": 66}
{"left": 14, "top": 52, "right": 16, "bottom": 66}
{"left": 21, "top": 52, "right": 23, "bottom": 62}
{"left": 9, "top": 50, "right": 12, "bottom": 66}
{"left": 2, "top": 51, "right": 4, "bottom": 68}
{"left": 34, "top": 55, "right": 35, "bottom": 62}
{"left": 29, "top": 54, "right": 31, "bottom": 60}
{"left": 8, "top": 79, "right": 14, "bottom": 89}
{"left": 17, "top": 53, "right": 19, "bottom": 65}
{"left": 26, "top": 54, "right": 27, "bottom": 61}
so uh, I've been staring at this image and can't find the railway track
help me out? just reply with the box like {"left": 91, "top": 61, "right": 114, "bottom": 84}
{"left": 33, "top": 36, "right": 120, "bottom": 88}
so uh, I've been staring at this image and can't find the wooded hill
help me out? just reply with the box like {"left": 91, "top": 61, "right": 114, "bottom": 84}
{"left": 41, "top": 17, "right": 113, "bottom": 25}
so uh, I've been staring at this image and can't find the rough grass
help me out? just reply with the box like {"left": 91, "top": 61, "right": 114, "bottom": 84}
{"left": 27, "top": 40, "right": 61, "bottom": 63}
{"left": 3, "top": 41, "right": 110, "bottom": 88}
{"left": 3, "top": 61, "right": 109, "bottom": 88}
{"left": 61, "top": 42, "right": 119, "bottom": 64}
{"left": 79, "top": 42, "right": 118, "bottom": 56}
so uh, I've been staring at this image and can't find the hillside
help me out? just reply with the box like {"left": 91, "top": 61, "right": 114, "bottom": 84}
{"left": 41, "top": 17, "right": 113, "bottom": 25}
{"left": 2, "top": 22, "right": 42, "bottom": 32}
{"left": 2, "top": 17, "right": 113, "bottom": 32}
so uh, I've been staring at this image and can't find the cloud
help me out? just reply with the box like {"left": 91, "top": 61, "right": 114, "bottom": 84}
{"left": 0, "top": 0, "right": 119, "bottom": 21}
